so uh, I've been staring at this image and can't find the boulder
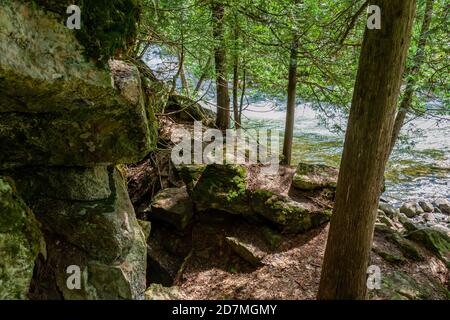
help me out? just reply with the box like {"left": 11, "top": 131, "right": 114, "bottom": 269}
{"left": 147, "top": 187, "right": 193, "bottom": 230}
{"left": 430, "top": 224, "right": 450, "bottom": 237}
{"left": 250, "top": 189, "right": 331, "bottom": 233}
{"left": 0, "top": 177, "right": 44, "bottom": 300}
{"left": 434, "top": 198, "right": 450, "bottom": 215}
{"left": 400, "top": 201, "right": 424, "bottom": 218}
{"left": 178, "top": 164, "right": 333, "bottom": 233}
{"left": 418, "top": 201, "right": 434, "bottom": 213}
{"left": 422, "top": 212, "right": 435, "bottom": 223}
{"left": 225, "top": 237, "right": 266, "bottom": 267}
{"left": 369, "top": 270, "right": 450, "bottom": 300}
{"left": 188, "top": 164, "right": 249, "bottom": 215}
{"left": 291, "top": 163, "right": 338, "bottom": 190}
{"left": 166, "top": 94, "right": 215, "bottom": 125}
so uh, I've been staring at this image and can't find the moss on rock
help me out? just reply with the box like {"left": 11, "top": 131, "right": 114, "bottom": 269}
{"left": 407, "top": 228, "right": 450, "bottom": 267}
{"left": 250, "top": 189, "right": 331, "bottom": 233}
{"left": 190, "top": 164, "right": 249, "bottom": 215}
{"left": 0, "top": 176, "right": 43, "bottom": 300}
{"left": 33, "top": 0, "right": 142, "bottom": 64}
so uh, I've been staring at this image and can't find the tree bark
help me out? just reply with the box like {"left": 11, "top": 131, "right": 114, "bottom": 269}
{"left": 318, "top": 0, "right": 416, "bottom": 300}
{"left": 389, "top": 0, "right": 435, "bottom": 156}
{"left": 282, "top": 36, "right": 299, "bottom": 165}
{"left": 212, "top": 2, "right": 230, "bottom": 130}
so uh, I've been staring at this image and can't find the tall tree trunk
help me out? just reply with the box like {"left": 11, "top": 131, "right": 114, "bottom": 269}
{"left": 212, "top": 2, "right": 230, "bottom": 130}
{"left": 232, "top": 18, "right": 240, "bottom": 129}
{"left": 282, "top": 36, "right": 299, "bottom": 165}
{"left": 389, "top": 0, "right": 435, "bottom": 156}
{"left": 318, "top": 0, "right": 416, "bottom": 300}
{"left": 233, "top": 57, "right": 240, "bottom": 128}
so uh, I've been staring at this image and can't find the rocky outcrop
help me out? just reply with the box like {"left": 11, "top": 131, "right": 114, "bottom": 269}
{"left": 0, "top": 1, "right": 154, "bottom": 299}
{"left": 0, "top": 177, "right": 44, "bottom": 300}
{"left": 176, "top": 164, "right": 333, "bottom": 233}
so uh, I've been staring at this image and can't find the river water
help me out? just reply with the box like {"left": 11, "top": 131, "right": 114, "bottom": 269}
{"left": 144, "top": 47, "right": 450, "bottom": 205}
{"left": 238, "top": 101, "right": 450, "bottom": 205}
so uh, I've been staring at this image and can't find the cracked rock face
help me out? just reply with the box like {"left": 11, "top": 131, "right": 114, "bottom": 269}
{"left": 0, "top": 1, "right": 152, "bottom": 300}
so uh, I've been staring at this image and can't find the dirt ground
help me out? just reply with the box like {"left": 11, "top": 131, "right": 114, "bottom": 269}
{"left": 168, "top": 218, "right": 449, "bottom": 300}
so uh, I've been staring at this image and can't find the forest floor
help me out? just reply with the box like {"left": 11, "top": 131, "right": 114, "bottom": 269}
{"left": 150, "top": 214, "right": 449, "bottom": 300}
{"left": 134, "top": 116, "right": 449, "bottom": 300}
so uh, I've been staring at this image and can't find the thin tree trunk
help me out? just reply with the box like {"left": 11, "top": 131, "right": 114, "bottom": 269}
{"left": 282, "top": 36, "right": 299, "bottom": 165}
{"left": 318, "top": 0, "right": 416, "bottom": 300}
{"left": 389, "top": 0, "right": 435, "bottom": 156}
{"left": 193, "top": 56, "right": 212, "bottom": 96}
{"left": 212, "top": 2, "right": 230, "bottom": 130}
{"left": 239, "top": 67, "right": 246, "bottom": 124}
{"left": 180, "top": 63, "right": 190, "bottom": 97}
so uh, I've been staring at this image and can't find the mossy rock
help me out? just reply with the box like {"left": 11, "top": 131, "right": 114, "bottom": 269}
{"left": 375, "top": 225, "right": 424, "bottom": 261}
{"left": 190, "top": 164, "right": 249, "bottom": 215}
{"left": 370, "top": 270, "right": 450, "bottom": 300}
{"left": 292, "top": 162, "right": 338, "bottom": 191}
{"left": 250, "top": 189, "right": 331, "bottom": 233}
{"left": 0, "top": 176, "right": 44, "bottom": 300}
{"left": 407, "top": 228, "right": 450, "bottom": 267}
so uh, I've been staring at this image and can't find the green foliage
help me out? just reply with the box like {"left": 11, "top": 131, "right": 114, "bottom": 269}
{"left": 138, "top": 0, "right": 448, "bottom": 123}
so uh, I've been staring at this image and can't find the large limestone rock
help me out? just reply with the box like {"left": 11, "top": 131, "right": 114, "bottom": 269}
{"left": 0, "top": 0, "right": 151, "bottom": 300}
{"left": 0, "top": 177, "right": 43, "bottom": 300}
{"left": 30, "top": 169, "right": 147, "bottom": 300}
{"left": 3, "top": 166, "right": 111, "bottom": 202}
{"left": 292, "top": 163, "right": 338, "bottom": 190}
{"left": 0, "top": 1, "right": 155, "bottom": 168}
{"left": 32, "top": 170, "right": 137, "bottom": 264}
